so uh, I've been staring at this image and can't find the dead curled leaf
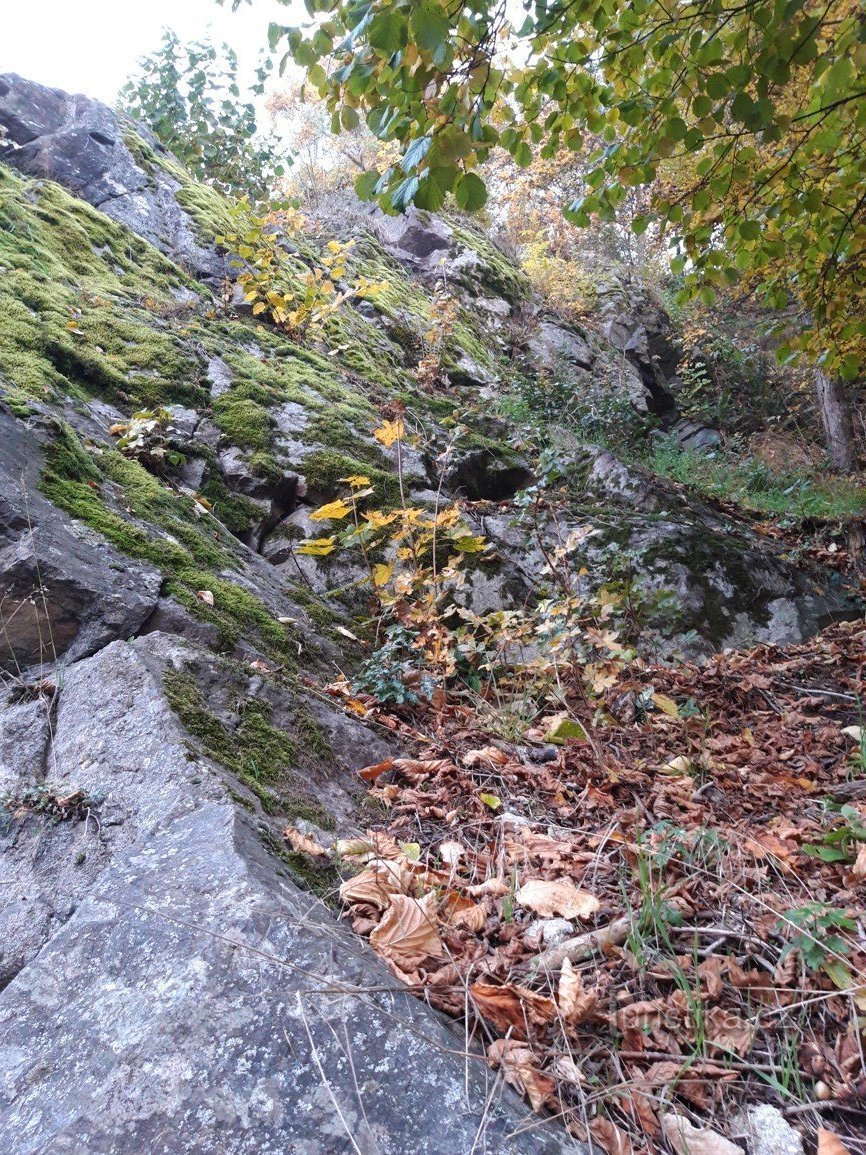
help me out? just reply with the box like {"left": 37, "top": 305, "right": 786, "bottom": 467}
{"left": 339, "top": 861, "right": 412, "bottom": 910}
{"left": 284, "top": 827, "right": 329, "bottom": 858}
{"left": 818, "top": 1130, "right": 854, "bottom": 1155}
{"left": 357, "top": 757, "right": 395, "bottom": 782}
{"left": 660, "top": 1112, "right": 742, "bottom": 1155}
{"left": 470, "top": 980, "right": 556, "bottom": 1039}
{"left": 556, "top": 958, "right": 597, "bottom": 1024}
{"left": 486, "top": 1039, "right": 554, "bottom": 1112}
{"left": 462, "top": 745, "right": 509, "bottom": 768}
{"left": 515, "top": 878, "right": 600, "bottom": 920}
{"left": 705, "top": 1006, "right": 755, "bottom": 1057}
{"left": 590, "top": 1116, "right": 634, "bottom": 1155}
{"left": 369, "top": 892, "right": 444, "bottom": 970}
{"left": 439, "top": 890, "right": 487, "bottom": 932}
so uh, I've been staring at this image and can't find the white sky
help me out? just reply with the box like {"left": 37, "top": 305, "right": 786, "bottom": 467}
{"left": 1, "top": 0, "right": 301, "bottom": 105}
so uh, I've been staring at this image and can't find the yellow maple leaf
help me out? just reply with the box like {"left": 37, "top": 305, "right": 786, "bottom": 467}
{"left": 373, "top": 418, "right": 405, "bottom": 447}
{"left": 310, "top": 498, "right": 353, "bottom": 521}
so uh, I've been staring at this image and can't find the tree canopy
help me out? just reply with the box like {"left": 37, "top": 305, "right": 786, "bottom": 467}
{"left": 121, "top": 29, "right": 286, "bottom": 201}
{"left": 242, "top": 0, "right": 866, "bottom": 379}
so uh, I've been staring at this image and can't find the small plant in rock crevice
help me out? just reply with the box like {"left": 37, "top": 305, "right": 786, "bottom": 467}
{"left": 109, "top": 407, "right": 187, "bottom": 472}
{"left": 216, "top": 202, "right": 388, "bottom": 344}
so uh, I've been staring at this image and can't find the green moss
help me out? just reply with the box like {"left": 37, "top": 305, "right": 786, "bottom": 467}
{"left": 0, "top": 167, "right": 205, "bottom": 412}
{"left": 39, "top": 425, "right": 306, "bottom": 665}
{"left": 197, "top": 476, "right": 262, "bottom": 535}
{"left": 212, "top": 393, "right": 274, "bottom": 450}
{"left": 168, "top": 574, "right": 300, "bottom": 668}
{"left": 163, "top": 669, "right": 333, "bottom": 828}
{"left": 301, "top": 448, "right": 400, "bottom": 504}
{"left": 448, "top": 219, "right": 531, "bottom": 305}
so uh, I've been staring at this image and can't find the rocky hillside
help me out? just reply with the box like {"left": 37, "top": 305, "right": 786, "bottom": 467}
{"left": 0, "top": 74, "right": 859, "bottom": 1154}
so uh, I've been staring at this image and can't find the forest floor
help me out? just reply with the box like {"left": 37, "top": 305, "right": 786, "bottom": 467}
{"left": 292, "top": 612, "right": 866, "bottom": 1154}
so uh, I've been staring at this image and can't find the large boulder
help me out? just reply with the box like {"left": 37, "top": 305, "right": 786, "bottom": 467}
{"left": 0, "top": 634, "right": 575, "bottom": 1155}
{"left": 0, "top": 73, "right": 225, "bottom": 281}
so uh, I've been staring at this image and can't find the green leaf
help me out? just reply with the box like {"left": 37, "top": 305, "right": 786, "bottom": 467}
{"left": 454, "top": 171, "right": 487, "bottom": 212}
{"left": 368, "top": 10, "right": 408, "bottom": 55}
{"left": 355, "top": 170, "right": 380, "bottom": 200}
{"left": 513, "top": 140, "right": 533, "bottom": 167}
{"left": 409, "top": 2, "right": 449, "bottom": 52}
{"left": 479, "top": 792, "right": 502, "bottom": 811}
{"left": 546, "top": 716, "right": 588, "bottom": 745}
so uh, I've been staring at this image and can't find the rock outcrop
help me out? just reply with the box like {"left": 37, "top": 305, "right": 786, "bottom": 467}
{"left": 0, "top": 72, "right": 857, "bottom": 1153}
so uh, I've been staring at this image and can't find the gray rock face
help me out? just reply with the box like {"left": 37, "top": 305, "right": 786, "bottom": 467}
{"left": 0, "top": 72, "right": 225, "bottom": 281}
{"left": 525, "top": 320, "right": 595, "bottom": 377}
{"left": 0, "top": 412, "right": 162, "bottom": 674}
{"left": 595, "top": 272, "right": 678, "bottom": 414}
{"left": 0, "top": 635, "right": 575, "bottom": 1155}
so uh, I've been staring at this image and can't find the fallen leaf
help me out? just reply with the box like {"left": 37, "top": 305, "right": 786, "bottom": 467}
{"left": 653, "top": 692, "right": 680, "bottom": 718}
{"left": 590, "top": 1116, "right": 634, "bottom": 1155}
{"left": 818, "top": 1130, "right": 854, "bottom": 1155}
{"left": 195, "top": 589, "right": 214, "bottom": 606}
{"left": 440, "top": 890, "right": 487, "bottom": 932}
{"left": 661, "top": 1112, "right": 742, "bottom": 1155}
{"left": 550, "top": 1055, "right": 585, "bottom": 1086}
{"left": 842, "top": 726, "right": 862, "bottom": 742}
{"left": 463, "top": 745, "right": 509, "bottom": 768}
{"left": 850, "top": 842, "right": 866, "bottom": 881}
{"left": 515, "top": 879, "right": 600, "bottom": 920}
{"left": 545, "top": 713, "right": 588, "bottom": 744}
{"left": 285, "top": 827, "right": 329, "bottom": 858}
{"left": 466, "top": 877, "right": 509, "bottom": 898}
{"left": 705, "top": 1006, "right": 755, "bottom": 1057}
{"left": 369, "top": 893, "right": 444, "bottom": 969}
{"left": 557, "top": 958, "right": 597, "bottom": 1024}
{"left": 487, "top": 1039, "right": 554, "bottom": 1112}
{"left": 470, "top": 980, "right": 557, "bottom": 1039}
{"left": 339, "top": 861, "right": 411, "bottom": 910}
{"left": 661, "top": 755, "right": 692, "bottom": 776}
{"left": 392, "top": 757, "right": 454, "bottom": 779}
{"left": 357, "top": 758, "right": 395, "bottom": 782}
{"left": 438, "top": 839, "right": 465, "bottom": 865}
{"left": 479, "top": 792, "right": 502, "bottom": 810}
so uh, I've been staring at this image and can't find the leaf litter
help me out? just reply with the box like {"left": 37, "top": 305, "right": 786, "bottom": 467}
{"left": 290, "top": 620, "right": 866, "bottom": 1152}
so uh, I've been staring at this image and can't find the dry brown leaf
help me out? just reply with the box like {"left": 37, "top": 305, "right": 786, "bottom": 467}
{"left": 284, "top": 827, "right": 329, "bottom": 858}
{"left": 850, "top": 842, "right": 866, "bottom": 881}
{"left": 705, "top": 1006, "right": 755, "bottom": 1057}
{"left": 440, "top": 890, "right": 487, "bottom": 933}
{"left": 590, "top": 1116, "right": 634, "bottom": 1155}
{"left": 463, "top": 745, "right": 509, "bottom": 768}
{"left": 515, "top": 879, "right": 600, "bottom": 920}
{"left": 391, "top": 757, "right": 454, "bottom": 780}
{"left": 369, "top": 893, "right": 444, "bottom": 969}
{"left": 339, "top": 862, "right": 411, "bottom": 910}
{"left": 438, "top": 839, "right": 465, "bottom": 865}
{"left": 697, "top": 955, "right": 725, "bottom": 999}
{"left": 623, "top": 1090, "right": 660, "bottom": 1138}
{"left": 818, "top": 1131, "right": 853, "bottom": 1155}
{"left": 557, "top": 958, "right": 597, "bottom": 1024}
{"left": 641, "top": 1062, "right": 736, "bottom": 1111}
{"left": 466, "top": 877, "right": 509, "bottom": 898}
{"left": 550, "top": 1055, "right": 585, "bottom": 1086}
{"left": 357, "top": 758, "right": 395, "bottom": 782}
{"left": 661, "top": 1112, "right": 742, "bottom": 1155}
{"left": 487, "top": 1039, "right": 554, "bottom": 1112}
{"left": 470, "top": 980, "right": 557, "bottom": 1039}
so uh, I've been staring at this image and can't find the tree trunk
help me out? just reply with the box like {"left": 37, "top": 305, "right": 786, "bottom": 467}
{"left": 815, "top": 369, "right": 855, "bottom": 472}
